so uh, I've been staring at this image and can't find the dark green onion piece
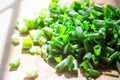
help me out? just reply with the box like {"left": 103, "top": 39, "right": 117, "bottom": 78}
{"left": 83, "top": 52, "right": 92, "bottom": 60}
{"left": 55, "top": 59, "right": 66, "bottom": 72}
{"left": 86, "top": 69, "right": 101, "bottom": 77}
{"left": 104, "top": 46, "right": 115, "bottom": 54}
{"left": 116, "top": 61, "right": 120, "bottom": 73}
{"left": 108, "top": 51, "right": 119, "bottom": 62}
{"left": 65, "top": 55, "right": 75, "bottom": 71}
{"left": 63, "top": 42, "right": 70, "bottom": 54}
{"left": 80, "top": 60, "right": 93, "bottom": 70}
{"left": 83, "top": 39, "right": 91, "bottom": 52}
{"left": 75, "top": 27, "right": 84, "bottom": 39}
{"left": 103, "top": 72, "right": 119, "bottom": 77}
{"left": 94, "top": 4, "right": 103, "bottom": 12}
{"left": 91, "top": 54, "right": 98, "bottom": 66}
{"left": 72, "top": 59, "right": 78, "bottom": 72}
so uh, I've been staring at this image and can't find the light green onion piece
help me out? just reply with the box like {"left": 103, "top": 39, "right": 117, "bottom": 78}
{"left": 36, "top": 48, "right": 42, "bottom": 55}
{"left": 38, "top": 36, "right": 47, "bottom": 46}
{"left": 29, "top": 48, "right": 37, "bottom": 55}
{"left": 9, "top": 58, "right": 20, "bottom": 68}
{"left": 11, "top": 34, "right": 19, "bottom": 44}
{"left": 22, "top": 37, "right": 32, "bottom": 49}
{"left": 18, "top": 21, "right": 28, "bottom": 33}
{"left": 25, "top": 66, "right": 38, "bottom": 79}
{"left": 42, "top": 27, "right": 53, "bottom": 36}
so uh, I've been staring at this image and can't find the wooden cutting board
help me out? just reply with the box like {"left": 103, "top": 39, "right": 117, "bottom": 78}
{"left": 0, "top": 0, "right": 120, "bottom": 80}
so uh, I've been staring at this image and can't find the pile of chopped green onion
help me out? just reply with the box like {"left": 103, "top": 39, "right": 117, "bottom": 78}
{"left": 12, "top": 0, "right": 120, "bottom": 79}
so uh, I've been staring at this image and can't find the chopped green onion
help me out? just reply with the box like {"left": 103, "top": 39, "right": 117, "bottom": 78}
{"left": 22, "top": 37, "right": 32, "bottom": 49}
{"left": 11, "top": 34, "right": 19, "bottom": 44}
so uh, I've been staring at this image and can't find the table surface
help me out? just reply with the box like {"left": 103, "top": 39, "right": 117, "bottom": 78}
{"left": 0, "top": 0, "right": 120, "bottom": 80}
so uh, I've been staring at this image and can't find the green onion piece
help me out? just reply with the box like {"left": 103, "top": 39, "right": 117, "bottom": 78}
{"left": 109, "top": 51, "right": 119, "bottom": 62}
{"left": 80, "top": 60, "right": 89, "bottom": 70}
{"left": 117, "top": 38, "right": 120, "bottom": 48}
{"left": 33, "top": 30, "right": 45, "bottom": 45}
{"left": 22, "top": 37, "right": 32, "bottom": 50}
{"left": 75, "top": 27, "right": 84, "bottom": 39}
{"left": 36, "top": 49, "right": 42, "bottom": 55}
{"left": 41, "top": 44, "right": 49, "bottom": 59}
{"left": 29, "top": 48, "right": 37, "bottom": 55}
{"left": 18, "top": 21, "right": 28, "bottom": 33}
{"left": 83, "top": 39, "right": 91, "bottom": 52}
{"left": 72, "top": 59, "right": 78, "bottom": 72}
{"left": 103, "top": 72, "right": 119, "bottom": 77}
{"left": 11, "top": 34, "right": 19, "bottom": 44}
{"left": 80, "top": 60, "right": 93, "bottom": 70}
{"left": 83, "top": 20, "right": 90, "bottom": 31}
{"left": 94, "top": 4, "right": 103, "bottom": 12}
{"left": 38, "top": 36, "right": 47, "bottom": 46}
{"left": 54, "top": 55, "right": 62, "bottom": 63}
{"left": 24, "top": 18, "right": 38, "bottom": 29}
{"left": 83, "top": 52, "right": 92, "bottom": 60}
{"left": 116, "top": 61, "right": 120, "bottom": 73}
{"left": 114, "top": 33, "right": 118, "bottom": 39}
{"left": 91, "top": 54, "right": 98, "bottom": 66}
{"left": 9, "top": 58, "right": 20, "bottom": 68}
{"left": 65, "top": 55, "right": 75, "bottom": 71}
{"left": 42, "top": 27, "right": 53, "bottom": 36}
{"left": 104, "top": 46, "right": 115, "bottom": 54}
{"left": 118, "top": 29, "right": 120, "bottom": 35}
{"left": 94, "top": 45, "right": 101, "bottom": 56}
{"left": 63, "top": 42, "right": 70, "bottom": 54}
{"left": 55, "top": 59, "right": 66, "bottom": 72}
{"left": 25, "top": 66, "right": 38, "bottom": 78}
{"left": 29, "top": 30, "right": 36, "bottom": 39}
{"left": 86, "top": 69, "right": 101, "bottom": 77}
